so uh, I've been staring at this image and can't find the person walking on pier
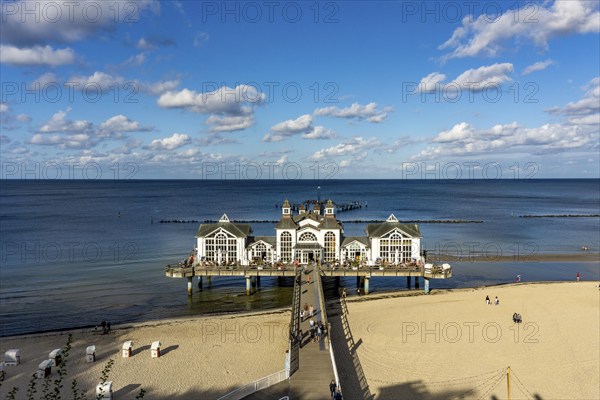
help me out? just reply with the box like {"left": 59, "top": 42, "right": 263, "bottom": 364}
{"left": 329, "top": 380, "right": 337, "bottom": 398}
{"left": 334, "top": 388, "right": 343, "bottom": 400}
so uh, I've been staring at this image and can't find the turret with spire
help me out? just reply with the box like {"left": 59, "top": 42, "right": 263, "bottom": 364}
{"left": 325, "top": 199, "right": 335, "bottom": 217}
{"left": 282, "top": 199, "right": 291, "bottom": 215}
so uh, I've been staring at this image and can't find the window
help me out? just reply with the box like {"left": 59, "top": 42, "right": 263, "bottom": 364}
{"left": 205, "top": 230, "right": 237, "bottom": 263}
{"left": 345, "top": 242, "right": 366, "bottom": 260}
{"left": 298, "top": 232, "right": 317, "bottom": 242}
{"left": 280, "top": 232, "right": 292, "bottom": 262}
{"left": 251, "top": 242, "right": 271, "bottom": 261}
{"left": 380, "top": 231, "right": 403, "bottom": 263}
{"left": 324, "top": 231, "right": 336, "bottom": 261}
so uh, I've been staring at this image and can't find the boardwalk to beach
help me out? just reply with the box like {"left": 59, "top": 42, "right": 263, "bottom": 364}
{"left": 289, "top": 267, "right": 336, "bottom": 399}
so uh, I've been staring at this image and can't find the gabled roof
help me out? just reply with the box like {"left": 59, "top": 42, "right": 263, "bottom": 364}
{"left": 319, "top": 217, "right": 342, "bottom": 230}
{"left": 341, "top": 236, "right": 370, "bottom": 247}
{"left": 365, "top": 221, "right": 421, "bottom": 238}
{"left": 196, "top": 221, "right": 252, "bottom": 238}
{"left": 292, "top": 212, "right": 320, "bottom": 223}
{"left": 247, "top": 236, "right": 276, "bottom": 247}
{"left": 275, "top": 216, "right": 297, "bottom": 229}
{"left": 298, "top": 218, "right": 320, "bottom": 228}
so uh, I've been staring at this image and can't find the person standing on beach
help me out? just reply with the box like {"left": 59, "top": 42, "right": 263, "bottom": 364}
{"left": 329, "top": 380, "right": 337, "bottom": 398}
{"left": 485, "top": 295, "right": 490, "bottom": 305}
{"left": 577, "top": 272, "right": 580, "bottom": 282}
{"left": 494, "top": 296, "right": 499, "bottom": 305}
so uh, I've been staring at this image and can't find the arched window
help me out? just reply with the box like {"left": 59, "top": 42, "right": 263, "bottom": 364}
{"left": 251, "top": 242, "right": 271, "bottom": 261}
{"left": 298, "top": 232, "right": 317, "bottom": 242}
{"left": 345, "top": 242, "right": 366, "bottom": 261}
{"left": 280, "top": 232, "right": 292, "bottom": 262}
{"left": 324, "top": 231, "right": 336, "bottom": 261}
{"left": 380, "top": 231, "right": 403, "bottom": 262}
{"left": 205, "top": 231, "right": 237, "bottom": 263}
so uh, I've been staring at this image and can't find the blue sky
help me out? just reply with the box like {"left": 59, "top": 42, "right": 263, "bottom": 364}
{"left": 1, "top": 0, "right": 598, "bottom": 179}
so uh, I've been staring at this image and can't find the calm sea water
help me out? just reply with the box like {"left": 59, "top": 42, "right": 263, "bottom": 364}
{"left": 1, "top": 179, "right": 599, "bottom": 336}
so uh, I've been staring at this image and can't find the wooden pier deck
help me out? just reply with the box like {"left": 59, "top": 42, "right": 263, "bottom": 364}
{"left": 289, "top": 267, "right": 336, "bottom": 399}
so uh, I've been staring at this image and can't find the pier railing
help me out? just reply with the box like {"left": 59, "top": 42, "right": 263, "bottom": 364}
{"left": 288, "top": 270, "right": 301, "bottom": 377}
{"left": 316, "top": 265, "right": 341, "bottom": 391}
{"left": 216, "top": 369, "right": 288, "bottom": 400}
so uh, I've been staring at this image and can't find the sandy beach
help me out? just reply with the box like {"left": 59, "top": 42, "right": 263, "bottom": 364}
{"left": 2, "top": 282, "right": 599, "bottom": 400}
{"left": 339, "top": 281, "right": 600, "bottom": 399}
{"left": 0, "top": 311, "right": 290, "bottom": 400}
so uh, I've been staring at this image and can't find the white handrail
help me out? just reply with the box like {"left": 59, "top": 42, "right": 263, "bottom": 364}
{"left": 217, "top": 368, "right": 288, "bottom": 400}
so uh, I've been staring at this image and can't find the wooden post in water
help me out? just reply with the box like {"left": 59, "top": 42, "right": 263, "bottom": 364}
{"left": 406, "top": 276, "right": 412, "bottom": 289}
{"left": 364, "top": 277, "right": 370, "bottom": 295}
{"left": 424, "top": 277, "right": 430, "bottom": 294}
{"left": 187, "top": 277, "right": 193, "bottom": 296}
{"left": 415, "top": 276, "right": 419, "bottom": 289}
{"left": 246, "top": 276, "right": 251, "bottom": 295}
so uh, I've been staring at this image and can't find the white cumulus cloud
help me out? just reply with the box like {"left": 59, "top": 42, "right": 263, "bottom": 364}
{"left": 0, "top": 45, "right": 75, "bottom": 66}
{"left": 314, "top": 102, "right": 391, "bottom": 123}
{"left": 148, "top": 133, "right": 191, "bottom": 150}
{"left": 439, "top": 0, "right": 600, "bottom": 60}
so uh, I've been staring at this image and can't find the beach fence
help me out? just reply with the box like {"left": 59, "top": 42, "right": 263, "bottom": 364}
{"left": 216, "top": 369, "right": 288, "bottom": 400}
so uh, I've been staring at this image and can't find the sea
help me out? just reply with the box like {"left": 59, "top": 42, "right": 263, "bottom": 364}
{"left": 1, "top": 179, "right": 599, "bottom": 336}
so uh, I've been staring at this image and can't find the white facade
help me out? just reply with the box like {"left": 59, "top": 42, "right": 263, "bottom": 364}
{"left": 194, "top": 201, "right": 422, "bottom": 266}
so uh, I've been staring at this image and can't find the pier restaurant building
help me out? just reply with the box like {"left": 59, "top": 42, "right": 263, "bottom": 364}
{"left": 195, "top": 199, "right": 422, "bottom": 267}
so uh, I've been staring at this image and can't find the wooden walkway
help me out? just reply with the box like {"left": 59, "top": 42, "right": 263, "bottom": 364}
{"left": 289, "top": 267, "right": 336, "bottom": 399}
{"left": 244, "top": 267, "right": 336, "bottom": 400}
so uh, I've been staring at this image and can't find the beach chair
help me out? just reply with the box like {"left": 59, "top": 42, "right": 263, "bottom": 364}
{"left": 86, "top": 345, "right": 96, "bottom": 363}
{"left": 37, "top": 359, "right": 52, "bottom": 379}
{"left": 4, "top": 349, "right": 20, "bottom": 366}
{"left": 96, "top": 381, "right": 113, "bottom": 399}
{"left": 122, "top": 341, "right": 133, "bottom": 358}
{"left": 49, "top": 348, "right": 63, "bottom": 366}
{"left": 151, "top": 341, "right": 161, "bottom": 358}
